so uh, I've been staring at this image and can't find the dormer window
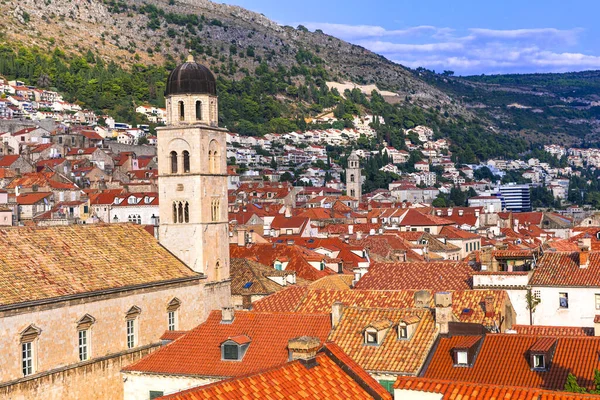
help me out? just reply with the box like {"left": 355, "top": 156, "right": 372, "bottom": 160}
{"left": 364, "top": 319, "right": 392, "bottom": 346}
{"left": 221, "top": 335, "right": 251, "bottom": 361}
{"left": 274, "top": 260, "right": 282, "bottom": 271}
{"left": 529, "top": 337, "right": 556, "bottom": 371}
{"left": 397, "top": 316, "right": 419, "bottom": 340}
{"left": 452, "top": 336, "right": 482, "bottom": 367}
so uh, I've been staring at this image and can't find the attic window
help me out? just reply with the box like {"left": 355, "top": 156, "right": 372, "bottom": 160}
{"left": 533, "top": 354, "right": 545, "bottom": 369}
{"left": 456, "top": 350, "right": 468, "bottom": 365}
{"left": 452, "top": 336, "right": 482, "bottom": 367}
{"left": 365, "top": 331, "right": 378, "bottom": 344}
{"left": 221, "top": 335, "right": 251, "bottom": 361}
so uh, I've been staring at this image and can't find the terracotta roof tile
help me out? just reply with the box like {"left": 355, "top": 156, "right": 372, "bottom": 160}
{"left": 394, "top": 377, "right": 600, "bottom": 399}
{"left": 354, "top": 261, "right": 475, "bottom": 291}
{"left": 423, "top": 334, "right": 600, "bottom": 391}
{"left": 124, "top": 311, "right": 332, "bottom": 377}
{"left": 511, "top": 325, "right": 594, "bottom": 337}
{"left": 0, "top": 224, "right": 198, "bottom": 307}
{"left": 531, "top": 252, "right": 600, "bottom": 287}
{"left": 329, "top": 307, "right": 436, "bottom": 374}
{"left": 157, "top": 343, "right": 392, "bottom": 400}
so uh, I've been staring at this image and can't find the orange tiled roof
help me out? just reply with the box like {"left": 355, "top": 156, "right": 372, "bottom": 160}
{"left": 308, "top": 275, "right": 354, "bottom": 290}
{"left": 160, "top": 330, "right": 188, "bottom": 341}
{"left": 158, "top": 343, "right": 392, "bottom": 400}
{"left": 394, "top": 377, "right": 600, "bottom": 399}
{"left": 123, "top": 310, "right": 332, "bottom": 377}
{"left": 531, "top": 252, "right": 600, "bottom": 287}
{"left": 253, "top": 288, "right": 508, "bottom": 327}
{"left": 354, "top": 261, "right": 475, "bottom": 291}
{"left": 329, "top": 307, "right": 436, "bottom": 374}
{"left": 15, "top": 192, "right": 52, "bottom": 205}
{"left": 512, "top": 325, "right": 593, "bottom": 337}
{"left": 439, "top": 225, "right": 481, "bottom": 240}
{"left": 399, "top": 208, "right": 455, "bottom": 227}
{"left": 423, "top": 334, "right": 600, "bottom": 391}
{"left": 0, "top": 224, "right": 198, "bottom": 307}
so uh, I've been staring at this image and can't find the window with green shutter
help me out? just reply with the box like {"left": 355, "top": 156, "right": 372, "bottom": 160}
{"left": 149, "top": 391, "right": 164, "bottom": 400}
{"left": 378, "top": 380, "right": 395, "bottom": 394}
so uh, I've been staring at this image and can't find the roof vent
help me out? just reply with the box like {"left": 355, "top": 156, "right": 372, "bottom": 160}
{"left": 288, "top": 336, "right": 321, "bottom": 369}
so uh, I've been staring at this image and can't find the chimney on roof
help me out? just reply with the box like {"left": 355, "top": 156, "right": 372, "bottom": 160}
{"left": 332, "top": 302, "right": 344, "bottom": 329}
{"left": 288, "top": 336, "right": 321, "bottom": 369}
{"left": 475, "top": 209, "right": 480, "bottom": 218}
{"left": 458, "top": 209, "right": 464, "bottom": 216}
{"left": 579, "top": 238, "right": 591, "bottom": 268}
{"left": 284, "top": 207, "right": 291, "bottom": 218}
{"left": 514, "top": 218, "right": 520, "bottom": 233}
{"left": 484, "top": 295, "right": 495, "bottom": 318}
{"left": 348, "top": 224, "right": 354, "bottom": 235}
{"left": 221, "top": 307, "right": 234, "bottom": 324}
{"left": 436, "top": 210, "right": 442, "bottom": 216}
{"left": 414, "top": 290, "right": 431, "bottom": 309}
{"left": 434, "top": 292, "right": 453, "bottom": 335}
{"left": 448, "top": 208, "right": 453, "bottom": 216}
{"left": 356, "top": 230, "right": 362, "bottom": 240}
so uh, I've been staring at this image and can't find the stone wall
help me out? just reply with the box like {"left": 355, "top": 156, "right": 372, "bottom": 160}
{"left": 1, "top": 345, "right": 159, "bottom": 400}
{"left": 0, "top": 279, "right": 204, "bottom": 389}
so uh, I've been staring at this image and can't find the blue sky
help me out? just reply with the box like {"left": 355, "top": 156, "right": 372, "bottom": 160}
{"left": 225, "top": 0, "right": 600, "bottom": 75}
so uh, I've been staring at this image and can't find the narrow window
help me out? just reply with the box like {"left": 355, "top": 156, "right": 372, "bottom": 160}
{"left": 178, "top": 101, "right": 185, "bottom": 121}
{"left": 350, "top": 174, "right": 355, "bottom": 183}
{"left": 215, "top": 261, "right": 221, "bottom": 281}
{"left": 208, "top": 151, "right": 214, "bottom": 173}
{"left": 168, "top": 311, "right": 176, "bottom": 331}
{"left": 173, "top": 202, "right": 178, "bottom": 223}
{"left": 596, "top": 294, "right": 600, "bottom": 310}
{"left": 170, "top": 151, "right": 178, "bottom": 174}
{"left": 178, "top": 202, "right": 184, "bottom": 223}
{"left": 195, "top": 101, "right": 202, "bottom": 120}
{"left": 456, "top": 350, "right": 468, "bottom": 365}
{"left": 212, "top": 150, "right": 219, "bottom": 173}
{"left": 184, "top": 202, "right": 189, "bottom": 223}
{"left": 126, "top": 319, "right": 136, "bottom": 349}
{"left": 398, "top": 325, "right": 408, "bottom": 339}
{"left": 22, "top": 342, "right": 33, "bottom": 376}
{"left": 533, "top": 354, "right": 545, "bottom": 369}
{"left": 559, "top": 292, "right": 569, "bottom": 308}
{"left": 78, "top": 329, "right": 89, "bottom": 361}
{"left": 183, "top": 151, "right": 190, "bottom": 173}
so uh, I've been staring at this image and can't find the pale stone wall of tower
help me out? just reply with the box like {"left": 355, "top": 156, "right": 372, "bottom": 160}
{"left": 346, "top": 155, "right": 362, "bottom": 202}
{"left": 158, "top": 88, "right": 231, "bottom": 312}
{"left": 166, "top": 94, "right": 218, "bottom": 126}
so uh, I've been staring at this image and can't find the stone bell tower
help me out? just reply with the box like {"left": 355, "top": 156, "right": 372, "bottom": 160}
{"left": 157, "top": 55, "right": 230, "bottom": 313}
{"left": 346, "top": 151, "right": 362, "bottom": 202}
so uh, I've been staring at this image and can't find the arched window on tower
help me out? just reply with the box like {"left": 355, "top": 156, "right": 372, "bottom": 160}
{"left": 211, "top": 199, "right": 220, "bottom": 222}
{"left": 195, "top": 101, "right": 202, "bottom": 121}
{"left": 183, "top": 151, "right": 190, "bottom": 173}
{"left": 209, "top": 140, "right": 219, "bottom": 174}
{"left": 350, "top": 174, "right": 355, "bottom": 183}
{"left": 173, "top": 202, "right": 178, "bottom": 223}
{"left": 215, "top": 261, "right": 221, "bottom": 281}
{"left": 178, "top": 202, "right": 184, "bottom": 223}
{"left": 170, "top": 151, "right": 178, "bottom": 174}
{"left": 184, "top": 202, "right": 189, "bottom": 223}
{"left": 178, "top": 101, "right": 185, "bottom": 121}
{"left": 208, "top": 151, "right": 214, "bottom": 173}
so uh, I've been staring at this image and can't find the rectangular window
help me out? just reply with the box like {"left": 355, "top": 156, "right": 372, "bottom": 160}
{"left": 127, "top": 319, "right": 136, "bottom": 349}
{"left": 223, "top": 344, "right": 239, "bottom": 360}
{"left": 168, "top": 311, "right": 176, "bottom": 331}
{"left": 596, "top": 294, "right": 600, "bottom": 310}
{"left": 559, "top": 292, "right": 569, "bottom": 309}
{"left": 22, "top": 342, "right": 33, "bottom": 376}
{"left": 424, "top": 228, "right": 430, "bottom": 233}
{"left": 149, "top": 391, "right": 164, "bottom": 400}
{"left": 456, "top": 350, "right": 468, "bottom": 365}
{"left": 533, "top": 354, "right": 545, "bottom": 369}
{"left": 398, "top": 326, "right": 408, "bottom": 339}
{"left": 366, "top": 332, "right": 377, "bottom": 344}
{"left": 78, "top": 329, "right": 89, "bottom": 361}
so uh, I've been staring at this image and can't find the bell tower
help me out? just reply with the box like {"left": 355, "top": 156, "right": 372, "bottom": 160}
{"left": 157, "top": 55, "right": 230, "bottom": 313}
{"left": 346, "top": 151, "right": 362, "bottom": 203}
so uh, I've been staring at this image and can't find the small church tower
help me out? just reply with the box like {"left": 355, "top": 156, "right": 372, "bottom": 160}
{"left": 346, "top": 151, "right": 362, "bottom": 202}
{"left": 157, "top": 55, "right": 230, "bottom": 312}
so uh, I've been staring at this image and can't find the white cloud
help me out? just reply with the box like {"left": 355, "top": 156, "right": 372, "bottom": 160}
{"left": 297, "top": 21, "right": 594, "bottom": 74}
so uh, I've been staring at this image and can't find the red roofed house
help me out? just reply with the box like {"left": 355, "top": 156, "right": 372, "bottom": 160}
{"left": 422, "top": 332, "right": 600, "bottom": 393}
{"left": 65, "top": 147, "right": 114, "bottom": 171}
{"left": 15, "top": 192, "right": 53, "bottom": 220}
{"left": 439, "top": 225, "right": 482, "bottom": 259}
{"left": 152, "top": 342, "right": 391, "bottom": 400}
{"left": 0, "top": 127, "right": 50, "bottom": 155}
{"left": 0, "top": 154, "right": 34, "bottom": 174}
{"left": 268, "top": 214, "right": 312, "bottom": 237}
{"left": 121, "top": 310, "right": 333, "bottom": 399}
{"left": 397, "top": 208, "right": 455, "bottom": 234}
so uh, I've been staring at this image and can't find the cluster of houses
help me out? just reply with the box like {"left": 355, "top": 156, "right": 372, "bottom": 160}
{"left": 7, "top": 58, "right": 600, "bottom": 400}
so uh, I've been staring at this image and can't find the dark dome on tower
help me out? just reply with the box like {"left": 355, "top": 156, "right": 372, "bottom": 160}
{"left": 165, "top": 55, "right": 217, "bottom": 96}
